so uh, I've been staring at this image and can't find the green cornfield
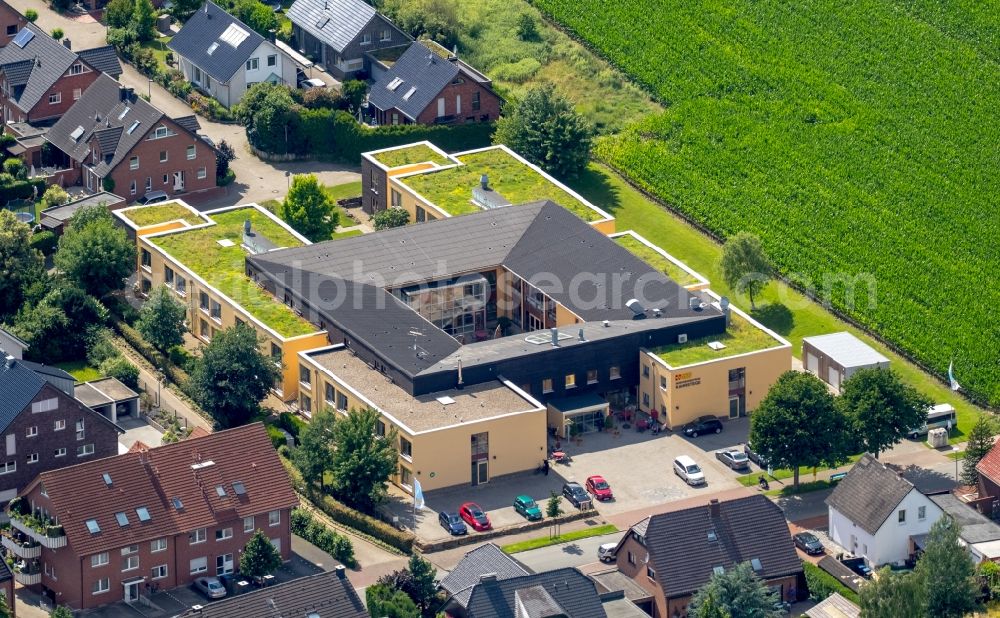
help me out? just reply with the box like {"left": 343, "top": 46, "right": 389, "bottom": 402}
{"left": 533, "top": 0, "right": 1000, "bottom": 406}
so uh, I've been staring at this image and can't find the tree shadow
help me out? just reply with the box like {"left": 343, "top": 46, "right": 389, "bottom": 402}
{"left": 751, "top": 303, "right": 794, "bottom": 336}
{"left": 570, "top": 165, "right": 624, "bottom": 216}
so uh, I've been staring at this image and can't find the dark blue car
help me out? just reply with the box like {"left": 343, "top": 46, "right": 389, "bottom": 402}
{"left": 439, "top": 511, "right": 468, "bottom": 536}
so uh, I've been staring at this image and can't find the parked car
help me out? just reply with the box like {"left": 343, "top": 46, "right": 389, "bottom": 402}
{"left": 194, "top": 576, "right": 227, "bottom": 599}
{"left": 743, "top": 441, "right": 770, "bottom": 468}
{"left": 683, "top": 415, "right": 723, "bottom": 437}
{"left": 513, "top": 495, "right": 543, "bottom": 521}
{"left": 438, "top": 511, "right": 468, "bottom": 536}
{"left": 137, "top": 190, "right": 169, "bottom": 205}
{"left": 715, "top": 448, "right": 751, "bottom": 471}
{"left": 459, "top": 502, "right": 491, "bottom": 531}
{"left": 301, "top": 77, "right": 326, "bottom": 89}
{"left": 585, "top": 475, "right": 614, "bottom": 501}
{"left": 793, "top": 532, "right": 825, "bottom": 555}
{"left": 562, "top": 482, "right": 592, "bottom": 508}
{"left": 673, "top": 455, "right": 706, "bottom": 486}
{"left": 842, "top": 556, "right": 872, "bottom": 579}
{"left": 598, "top": 542, "right": 618, "bottom": 563}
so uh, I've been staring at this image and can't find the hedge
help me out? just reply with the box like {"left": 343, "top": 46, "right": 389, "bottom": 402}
{"left": 111, "top": 318, "right": 200, "bottom": 404}
{"left": 803, "top": 562, "right": 860, "bottom": 605}
{"left": 266, "top": 424, "right": 287, "bottom": 448}
{"left": 277, "top": 412, "right": 307, "bottom": 439}
{"left": 291, "top": 508, "right": 356, "bottom": 567}
{"left": 0, "top": 178, "right": 46, "bottom": 203}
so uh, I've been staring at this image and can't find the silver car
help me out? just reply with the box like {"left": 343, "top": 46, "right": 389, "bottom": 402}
{"left": 194, "top": 576, "right": 227, "bottom": 599}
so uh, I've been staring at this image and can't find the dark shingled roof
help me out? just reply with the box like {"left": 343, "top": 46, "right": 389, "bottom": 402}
{"left": 826, "top": 454, "right": 916, "bottom": 535}
{"left": 173, "top": 115, "right": 201, "bottom": 134}
{"left": 929, "top": 493, "right": 1000, "bottom": 545}
{"left": 368, "top": 41, "right": 459, "bottom": 121}
{"left": 177, "top": 568, "right": 366, "bottom": 618}
{"left": 168, "top": 1, "right": 265, "bottom": 83}
{"left": 0, "top": 357, "right": 46, "bottom": 433}
{"left": 465, "top": 568, "right": 607, "bottom": 618}
{"left": 249, "top": 201, "right": 712, "bottom": 378}
{"left": 287, "top": 0, "right": 378, "bottom": 52}
{"left": 441, "top": 543, "right": 531, "bottom": 609}
{"left": 641, "top": 494, "right": 802, "bottom": 599}
{"left": 76, "top": 45, "right": 123, "bottom": 78}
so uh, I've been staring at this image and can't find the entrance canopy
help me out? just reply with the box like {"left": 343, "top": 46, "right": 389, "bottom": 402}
{"left": 547, "top": 393, "right": 609, "bottom": 438}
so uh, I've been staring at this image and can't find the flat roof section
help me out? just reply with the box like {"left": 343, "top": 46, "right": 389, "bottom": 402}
{"left": 305, "top": 347, "right": 542, "bottom": 434}
{"left": 85, "top": 378, "right": 139, "bottom": 402}
{"left": 119, "top": 201, "right": 207, "bottom": 228}
{"left": 370, "top": 142, "right": 452, "bottom": 169}
{"left": 653, "top": 303, "right": 786, "bottom": 368}
{"left": 802, "top": 332, "right": 890, "bottom": 368}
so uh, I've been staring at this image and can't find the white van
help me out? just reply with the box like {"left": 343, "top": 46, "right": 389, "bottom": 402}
{"left": 907, "top": 404, "right": 957, "bottom": 439}
{"left": 673, "top": 455, "right": 706, "bottom": 486}
{"left": 598, "top": 542, "right": 618, "bottom": 563}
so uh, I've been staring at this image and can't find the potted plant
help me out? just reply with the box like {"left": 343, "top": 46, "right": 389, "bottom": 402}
{"left": 570, "top": 423, "right": 582, "bottom": 445}
{"left": 602, "top": 415, "right": 615, "bottom": 432}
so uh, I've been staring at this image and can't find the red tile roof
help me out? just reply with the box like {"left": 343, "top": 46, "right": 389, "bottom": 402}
{"left": 30, "top": 423, "right": 297, "bottom": 556}
{"left": 977, "top": 441, "right": 1000, "bottom": 486}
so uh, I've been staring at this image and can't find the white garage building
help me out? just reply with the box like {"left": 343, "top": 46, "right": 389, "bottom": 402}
{"left": 802, "top": 332, "right": 889, "bottom": 391}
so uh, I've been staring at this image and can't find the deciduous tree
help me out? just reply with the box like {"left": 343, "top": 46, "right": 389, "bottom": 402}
{"left": 719, "top": 232, "right": 772, "bottom": 309}
{"left": 380, "top": 0, "right": 460, "bottom": 48}
{"left": 546, "top": 491, "right": 563, "bottom": 518}
{"left": 916, "top": 517, "right": 980, "bottom": 617}
{"left": 372, "top": 208, "right": 410, "bottom": 230}
{"left": 280, "top": 174, "right": 338, "bottom": 241}
{"left": 136, "top": 285, "right": 187, "bottom": 351}
{"left": 190, "top": 323, "right": 280, "bottom": 428}
{"left": 54, "top": 205, "right": 136, "bottom": 299}
{"left": 132, "top": 0, "right": 156, "bottom": 41}
{"left": 215, "top": 139, "right": 236, "bottom": 179}
{"left": 0, "top": 209, "right": 44, "bottom": 321}
{"left": 839, "top": 367, "right": 931, "bottom": 458}
{"left": 749, "top": 371, "right": 849, "bottom": 489}
{"left": 962, "top": 415, "right": 995, "bottom": 486}
{"left": 329, "top": 408, "right": 398, "bottom": 511}
{"left": 294, "top": 407, "right": 336, "bottom": 489}
{"left": 859, "top": 568, "right": 926, "bottom": 618}
{"left": 340, "top": 80, "right": 368, "bottom": 113}
{"left": 104, "top": 0, "right": 133, "bottom": 28}
{"left": 689, "top": 562, "right": 781, "bottom": 618}
{"left": 240, "top": 530, "right": 282, "bottom": 580}
{"left": 366, "top": 583, "right": 419, "bottom": 618}
{"left": 494, "top": 85, "right": 594, "bottom": 179}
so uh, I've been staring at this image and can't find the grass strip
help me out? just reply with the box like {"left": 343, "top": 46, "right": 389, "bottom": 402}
{"left": 502, "top": 524, "right": 617, "bottom": 554}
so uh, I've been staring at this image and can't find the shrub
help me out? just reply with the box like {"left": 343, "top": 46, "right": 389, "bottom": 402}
{"left": 803, "top": 562, "right": 859, "bottom": 604}
{"left": 99, "top": 356, "right": 140, "bottom": 390}
{"left": 86, "top": 328, "right": 121, "bottom": 367}
{"left": 24, "top": 8, "right": 37, "bottom": 21}
{"left": 278, "top": 412, "right": 308, "bottom": 438}
{"left": 28, "top": 231, "right": 58, "bottom": 256}
{"left": 515, "top": 13, "right": 539, "bottom": 41}
{"left": 102, "top": 177, "right": 115, "bottom": 192}
{"left": 51, "top": 27, "right": 64, "bottom": 41}
{"left": 40, "top": 185, "right": 69, "bottom": 209}
{"left": 290, "top": 508, "right": 356, "bottom": 567}
{"left": 3, "top": 158, "right": 26, "bottom": 180}
{"left": 266, "top": 424, "right": 287, "bottom": 448}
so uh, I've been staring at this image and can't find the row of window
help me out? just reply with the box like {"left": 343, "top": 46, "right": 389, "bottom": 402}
{"left": 91, "top": 564, "right": 168, "bottom": 595}
{"left": 0, "top": 444, "right": 94, "bottom": 473}
{"left": 24, "top": 418, "right": 71, "bottom": 436}
{"left": 130, "top": 145, "right": 198, "bottom": 170}
{"left": 245, "top": 54, "right": 278, "bottom": 71}
{"left": 539, "top": 366, "right": 620, "bottom": 394}
{"left": 46, "top": 88, "right": 83, "bottom": 105}
{"left": 359, "top": 29, "right": 393, "bottom": 45}
{"left": 188, "top": 511, "right": 281, "bottom": 545}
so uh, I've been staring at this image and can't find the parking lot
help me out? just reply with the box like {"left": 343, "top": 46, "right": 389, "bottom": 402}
{"left": 384, "top": 417, "right": 755, "bottom": 542}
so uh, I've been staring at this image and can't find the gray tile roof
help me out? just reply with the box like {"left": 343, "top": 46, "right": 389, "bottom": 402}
{"left": 176, "top": 569, "right": 366, "bottom": 618}
{"left": 929, "top": 492, "right": 1000, "bottom": 544}
{"left": 441, "top": 543, "right": 531, "bottom": 609}
{"left": 802, "top": 332, "right": 889, "bottom": 369}
{"left": 641, "top": 494, "right": 802, "bottom": 599}
{"left": 826, "top": 454, "right": 916, "bottom": 535}
{"left": 168, "top": 1, "right": 265, "bottom": 83}
{"left": 0, "top": 357, "right": 45, "bottom": 434}
{"left": 75, "top": 45, "right": 122, "bottom": 78}
{"left": 286, "top": 0, "right": 375, "bottom": 52}
{"left": 174, "top": 114, "right": 201, "bottom": 134}
{"left": 368, "top": 41, "right": 460, "bottom": 120}
{"left": 465, "top": 568, "right": 607, "bottom": 618}
{"left": 0, "top": 24, "right": 78, "bottom": 113}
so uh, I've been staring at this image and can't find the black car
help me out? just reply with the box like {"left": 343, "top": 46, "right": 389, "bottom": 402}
{"left": 683, "top": 416, "right": 723, "bottom": 438}
{"left": 438, "top": 511, "right": 468, "bottom": 536}
{"left": 562, "top": 482, "right": 591, "bottom": 508}
{"left": 743, "top": 441, "right": 770, "bottom": 467}
{"left": 793, "top": 532, "right": 825, "bottom": 555}
{"left": 842, "top": 557, "right": 872, "bottom": 579}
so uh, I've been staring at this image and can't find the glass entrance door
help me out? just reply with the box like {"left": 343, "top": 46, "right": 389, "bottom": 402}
{"left": 123, "top": 580, "right": 140, "bottom": 603}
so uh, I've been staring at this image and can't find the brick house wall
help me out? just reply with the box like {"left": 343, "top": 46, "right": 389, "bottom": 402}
{"left": 0, "top": 1, "right": 27, "bottom": 48}
{"left": 0, "top": 383, "right": 119, "bottom": 503}
{"left": 413, "top": 78, "right": 501, "bottom": 125}
{"left": 0, "top": 61, "right": 100, "bottom": 125}
{"left": 105, "top": 117, "right": 217, "bottom": 200}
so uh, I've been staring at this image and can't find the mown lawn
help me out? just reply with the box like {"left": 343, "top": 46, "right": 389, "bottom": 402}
{"left": 55, "top": 361, "right": 102, "bottom": 383}
{"left": 537, "top": 0, "right": 1000, "bottom": 409}
{"left": 501, "top": 524, "right": 618, "bottom": 553}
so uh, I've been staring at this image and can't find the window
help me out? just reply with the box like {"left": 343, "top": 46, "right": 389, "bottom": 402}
{"left": 210, "top": 300, "right": 221, "bottom": 320}
{"left": 73, "top": 87, "right": 81, "bottom": 100}
{"left": 244, "top": 516, "right": 254, "bottom": 533}
{"left": 26, "top": 453, "right": 38, "bottom": 464}
{"left": 300, "top": 366, "right": 311, "bottom": 385}
{"left": 587, "top": 369, "right": 598, "bottom": 384}
{"left": 267, "top": 54, "right": 277, "bottom": 67}
{"left": 246, "top": 57, "right": 259, "bottom": 71}
{"left": 77, "top": 443, "right": 94, "bottom": 457}
{"left": 380, "top": 28, "right": 391, "bottom": 41}
{"left": 918, "top": 506, "right": 927, "bottom": 520}
{"left": 642, "top": 364, "right": 650, "bottom": 378}
{"left": 85, "top": 519, "right": 100, "bottom": 534}
{"left": 300, "top": 394, "right": 311, "bottom": 414}
{"left": 69, "top": 62, "right": 83, "bottom": 75}
{"left": 190, "top": 528, "right": 206, "bottom": 544}
{"left": 4, "top": 25, "right": 14, "bottom": 35}
{"left": 399, "top": 466, "right": 412, "bottom": 487}
{"left": 159, "top": 151, "right": 168, "bottom": 163}
{"left": 391, "top": 189, "right": 401, "bottom": 208}
{"left": 91, "top": 552, "right": 109, "bottom": 568}
{"left": 189, "top": 557, "right": 207, "bottom": 574}
{"left": 163, "top": 174, "right": 168, "bottom": 184}
{"left": 122, "top": 555, "right": 139, "bottom": 571}
{"left": 145, "top": 176, "right": 152, "bottom": 191}
{"left": 129, "top": 155, "right": 139, "bottom": 170}
{"left": 610, "top": 365, "right": 621, "bottom": 380}
{"left": 0, "top": 461, "right": 14, "bottom": 475}
{"left": 150, "top": 538, "right": 166, "bottom": 552}
{"left": 92, "top": 577, "right": 110, "bottom": 595}
{"left": 54, "top": 419, "right": 65, "bottom": 431}
{"left": 176, "top": 276, "right": 186, "bottom": 295}
{"left": 152, "top": 564, "right": 168, "bottom": 579}
{"left": 115, "top": 512, "right": 129, "bottom": 527}
{"left": 141, "top": 248, "right": 152, "bottom": 270}
{"left": 199, "top": 291, "right": 210, "bottom": 311}
{"left": 542, "top": 378, "right": 553, "bottom": 393}
{"left": 360, "top": 32, "right": 371, "bottom": 45}
{"left": 375, "top": 419, "right": 386, "bottom": 437}
{"left": 197, "top": 167, "right": 207, "bottom": 179}
{"left": 54, "top": 447, "right": 66, "bottom": 457}
{"left": 76, "top": 419, "right": 85, "bottom": 438}
{"left": 472, "top": 91, "right": 481, "bottom": 111}
{"left": 121, "top": 545, "right": 138, "bottom": 555}
{"left": 565, "top": 373, "right": 576, "bottom": 389}
{"left": 627, "top": 551, "right": 636, "bottom": 565}
{"left": 26, "top": 426, "right": 37, "bottom": 437}
{"left": 165, "top": 267, "right": 174, "bottom": 287}
{"left": 325, "top": 383, "right": 335, "bottom": 406}
{"left": 271, "top": 343, "right": 282, "bottom": 363}
{"left": 200, "top": 319, "right": 209, "bottom": 338}
{"left": 268, "top": 510, "right": 280, "bottom": 526}
{"left": 48, "top": 92, "right": 61, "bottom": 104}
{"left": 647, "top": 565, "right": 656, "bottom": 580}
{"left": 661, "top": 376, "right": 669, "bottom": 390}
{"left": 187, "top": 145, "right": 196, "bottom": 160}
{"left": 400, "top": 437, "right": 412, "bottom": 459}
{"left": 642, "top": 392, "right": 650, "bottom": 407}
{"left": 215, "top": 527, "right": 233, "bottom": 541}
{"left": 130, "top": 180, "right": 137, "bottom": 195}
{"left": 31, "top": 398, "right": 57, "bottom": 413}
{"left": 898, "top": 509, "right": 906, "bottom": 524}
{"left": 336, "top": 392, "right": 348, "bottom": 412}
{"left": 154, "top": 126, "right": 169, "bottom": 139}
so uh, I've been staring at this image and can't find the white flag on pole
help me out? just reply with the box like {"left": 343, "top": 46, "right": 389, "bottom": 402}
{"left": 413, "top": 479, "right": 425, "bottom": 510}
{"left": 948, "top": 360, "right": 961, "bottom": 391}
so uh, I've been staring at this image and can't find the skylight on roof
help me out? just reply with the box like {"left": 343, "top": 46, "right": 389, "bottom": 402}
{"left": 126, "top": 120, "right": 140, "bottom": 135}
{"left": 136, "top": 507, "right": 151, "bottom": 522}
{"left": 207, "top": 42, "right": 219, "bottom": 55}
{"left": 11, "top": 28, "right": 34, "bottom": 49}
{"left": 215, "top": 485, "right": 227, "bottom": 497}
{"left": 387, "top": 77, "right": 404, "bottom": 91}
{"left": 402, "top": 86, "right": 417, "bottom": 101}
{"left": 171, "top": 497, "right": 183, "bottom": 510}
{"left": 750, "top": 558, "right": 763, "bottom": 572}
{"left": 232, "top": 481, "right": 246, "bottom": 496}
{"left": 115, "top": 512, "right": 129, "bottom": 527}
{"left": 524, "top": 331, "right": 573, "bottom": 345}
{"left": 86, "top": 519, "right": 101, "bottom": 534}
{"left": 191, "top": 460, "right": 215, "bottom": 470}
{"left": 70, "top": 126, "right": 84, "bottom": 141}
{"left": 436, "top": 396, "right": 456, "bottom": 405}
{"left": 219, "top": 23, "right": 250, "bottom": 48}
{"left": 102, "top": 472, "right": 112, "bottom": 486}
{"left": 713, "top": 566, "right": 724, "bottom": 575}
{"left": 117, "top": 107, "right": 130, "bottom": 120}
{"left": 315, "top": 17, "right": 330, "bottom": 29}
{"left": 707, "top": 530, "right": 717, "bottom": 541}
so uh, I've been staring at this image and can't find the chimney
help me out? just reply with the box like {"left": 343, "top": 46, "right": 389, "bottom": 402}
{"left": 335, "top": 565, "right": 346, "bottom": 579}
{"left": 720, "top": 296, "right": 731, "bottom": 326}
{"left": 480, "top": 173, "right": 488, "bottom": 190}
{"left": 480, "top": 573, "right": 498, "bottom": 583}
{"left": 550, "top": 327, "right": 558, "bottom": 347}
{"left": 456, "top": 358, "right": 464, "bottom": 389}
{"left": 4, "top": 355, "right": 14, "bottom": 369}
{"left": 688, "top": 296, "right": 701, "bottom": 311}
{"left": 267, "top": 28, "right": 276, "bottom": 43}
{"left": 709, "top": 498, "right": 720, "bottom": 518}
{"left": 119, "top": 86, "right": 128, "bottom": 102}
{"left": 244, "top": 219, "right": 252, "bottom": 235}
{"left": 62, "top": 38, "right": 71, "bottom": 49}
{"left": 578, "top": 328, "right": 585, "bottom": 341}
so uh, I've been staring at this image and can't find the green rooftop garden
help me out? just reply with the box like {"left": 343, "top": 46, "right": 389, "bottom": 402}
{"left": 654, "top": 312, "right": 783, "bottom": 367}
{"left": 614, "top": 234, "right": 699, "bottom": 286}
{"left": 372, "top": 144, "right": 452, "bottom": 169}
{"left": 122, "top": 203, "right": 204, "bottom": 228}
{"left": 150, "top": 208, "right": 317, "bottom": 338}
{"left": 399, "top": 148, "right": 603, "bottom": 221}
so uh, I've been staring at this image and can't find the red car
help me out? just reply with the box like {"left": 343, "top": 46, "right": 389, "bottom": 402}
{"left": 459, "top": 502, "right": 492, "bottom": 531}
{"left": 586, "top": 475, "right": 614, "bottom": 501}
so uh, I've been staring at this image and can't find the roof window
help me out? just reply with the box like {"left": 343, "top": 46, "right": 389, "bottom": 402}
{"left": 102, "top": 472, "right": 112, "bottom": 487}
{"left": 126, "top": 120, "right": 140, "bottom": 134}
{"left": 387, "top": 77, "right": 404, "bottom": 91}
{"left": 85, "top": 519, "right": 100, "bottom": 534}
{"left": 136, "top": 507, "right": 151, "bottom": 522}
{"left": 171, "top": 497, "right": 183, "bottom": 510}
{"left": 232, "top": 481, "right": 246, "bottom": 496}
{"left": 115, "top": 512, "right": 129, "bottom": 527}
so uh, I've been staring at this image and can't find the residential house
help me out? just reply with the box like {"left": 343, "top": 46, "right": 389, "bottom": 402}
{"left": 0, "top": 23, "right": 121, "bottom": 125}
{"left": 975, "top": 439, "right": 1000, "bottom": 518}
{"left": 804, "top": 592, "right": 860, "bottom": 618}
{"left": 0, "top": 0, "right": 26, "bottom": 48}
{"left": 286, "top": 0, "right": 409, "bottom": 79}
{"left": 464, "top": 568, "right": 609, "bottom": 618}
{"left": 827, "top": 454, "right": 944, "bottom": 567}
{"left": 169, "top": 2, "right": 297, "bottom": 108}
{"left": 366, "top": 40, "right": 501, "bottom": 126}
{"left": 0, "top": 327, "right": 27, "bottom": 359}
{"left": 10, "top": 423, "right": 297, "bottom": 610}
{"left": 928, "top": 492, "right": 1000, "bottom": 563}
{"left": 440, "top": 543, "right": 531, "bottom": 617}
{"left": 45, "top": 73, "right": 217, "bottom": 199}
{"left": 0, "top": 356, "right": 122, "bottom": 504}
{"left": 614, "top": 494, "right": 802, "bottom": 618}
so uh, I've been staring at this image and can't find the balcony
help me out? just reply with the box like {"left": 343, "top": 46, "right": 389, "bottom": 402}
{"left": 10, "top": 559, "right": 41, "bottom": 585}
{"left": 9, "top": 515, "right": 67, "bottom": 549}
{"left": 2, "top": 532, "right": 41, "bottom": 558}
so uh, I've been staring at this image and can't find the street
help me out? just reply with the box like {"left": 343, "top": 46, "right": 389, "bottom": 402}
{"left": 512, "top": 531, "right": 623, "bottom": 573}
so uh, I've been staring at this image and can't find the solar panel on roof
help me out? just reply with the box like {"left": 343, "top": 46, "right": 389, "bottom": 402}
{"left": 219, "top": 23, "right": 250, "bottom": 47}
{"left": 11, "top": 29, "right": 34, "bottom": 49}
